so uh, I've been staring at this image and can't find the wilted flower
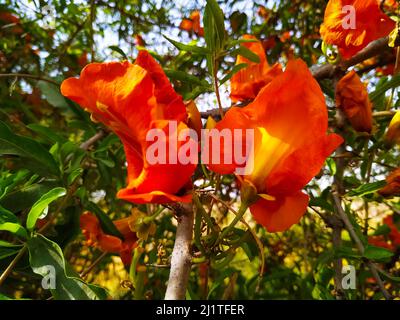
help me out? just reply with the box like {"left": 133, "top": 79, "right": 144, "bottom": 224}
{"left": 378, "top": 168, "right": 400, "bottom": 197}
{"left": 336, "top": 70, "right": 373, "bottom": 133}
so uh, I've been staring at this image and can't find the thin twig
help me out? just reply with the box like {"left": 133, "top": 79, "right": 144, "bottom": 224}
{"left": 80, "top": 251, "right": 107, "bottom": 278}
{"left": 80, "top": 130, "right": 106, "bottom": 151}
{"left": 0, "top": 246, "right": 27, "bottom": 287}
{"left": 0, "top": 73, "right": 59, "bottom": 86}
{"left": 209, "top": 194, "right": 265, "bottom": 278}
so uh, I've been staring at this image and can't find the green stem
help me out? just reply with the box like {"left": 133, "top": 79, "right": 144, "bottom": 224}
{"left": 216, "top": 201, "right": 248, "bottom": 245}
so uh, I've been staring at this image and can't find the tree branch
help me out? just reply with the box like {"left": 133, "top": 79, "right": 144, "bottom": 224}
{"left": 332, "top": 193, "right": 392, "bottom": 300}
{"left": 165, "top": 202, "right": 194, "bottom": 300}
{"left": 79, "top": 129, "right": 107, "bottom": 151}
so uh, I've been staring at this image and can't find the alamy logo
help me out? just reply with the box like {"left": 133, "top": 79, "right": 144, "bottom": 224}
{"left": 39, "top": 265, "right": 56, "bottom": 290}
{"left": 342, "top": 265, "right": 356, "bottom": 290}
{"left": 342, "top": 5, "right": 356, "bottom": 30}
{"left": 145, "top": 121, "right": 255, "bottom": 175}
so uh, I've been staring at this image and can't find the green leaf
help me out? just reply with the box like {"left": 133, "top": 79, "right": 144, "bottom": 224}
{"left": 204, "top": 0, "right": 226, "bottom": 52}
{"left": 309, "top": 197, "right": 334, "bottom": 212}
{"left": 226, "top": 38, "right": 258, "bottom": 49}
{"left": 378, "top": 269, "right": 400, "bottom": 283}
{"left": 0, "top": 247, "right": 20, "bottom": 260}
{"left": 27, "top": 124, "right": 67, "bottom": 145}
{"left": 0, "top": 205, "right": 18, "bottom": 223}
{"left": 0, "top": 293, "right": 12, "bottom": 300}
{"left": 370, "top": 74, "right": 400, "bottom": 102}
{"left": 347, "top": 181, "right": 387, "bottom": 197}
{"left": 184, "top": 85, "right": 213, "bottom": 100}
{"left": 164, "top": 69, "right": 210, "bottom": 87}
{"left": 94, "top": 157, "right": 115, "bottom": 168}
{"left": 38, "top": 81, "right": 69, "bottom": 109}
{"left": 207, "top": 267, "right": 237, "bottom": 299}
{"left": 231, "top": 46, "right": 260, "bottom": 63}
{"left": 335, "top": 246, "right": 361, "bottom": 259}
{"left": 0, "top": 222, "right": 28, "bottom": 239}
{"left": 325, "top": 157, "right": 337, "bottom": 176}
{"left": 373, "top": 224, "right": 391, "bottom": 236}
{"left": 163, "top": 35, "right": 210, "bottom": 54}
{"left": 27, "top": 234, "right": 107, "bottom": 300}
{"left": 363, "top": 245, "right": 394, "bottom": 261}
{"left": 0, "top": 181, "right": 59, "bottom": 213}
{"left": 220, "top": 63, "right": 248, "bottom": 85}
{"left": 0, "top": 240, "right": 23, "bottom": 248}
{"left": 0, "top": 120, "right": 60, "bottom": 176}
{"left": 85, "top": 202, "right": 123, "bottom": 239}
{"left": 0, "top": 170, "right": 30, "bottom": 200}
{"left": 108, "top": 45, "right": 128, "bottom": 60}
{"left": 26, "top": 187, "right": 66, "bottom": 231}
{"left": 67, "top": 168, "right": 83, "bottom": 185}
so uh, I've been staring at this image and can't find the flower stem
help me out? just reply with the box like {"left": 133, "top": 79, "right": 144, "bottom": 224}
{"left": 216, "top": 201, "right": 248, "bottom": 245}
{"left": 213, "top": 60, "right": 224, "bottom": 118}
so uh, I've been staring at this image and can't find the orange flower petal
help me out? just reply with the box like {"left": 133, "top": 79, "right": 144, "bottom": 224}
{"left": 118, "top": 120, "right": 196, "bottom": 204}
{"left": 117, "top": 189, "right": 192, "bottom": 204}
{"left": 230, "top": 35, "right": 282, "bottom": 103}
{"left": 80, "top": 212, "right": 101, "bottom": 238}
{"left": 266, "top": 133, "right": 343, "bottom": 195}
{"left": 250, "top": 192, "right": 309, "bottom": 232}
{"left": 97, "top": 234, "right": 123, "bottom": 253}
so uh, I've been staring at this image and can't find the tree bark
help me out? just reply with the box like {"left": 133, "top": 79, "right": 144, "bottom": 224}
{"left": 165, "top": 202, "right": 194, "bottom": 300}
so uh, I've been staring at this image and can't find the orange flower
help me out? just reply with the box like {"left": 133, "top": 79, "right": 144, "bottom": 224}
{"left": 384, "top": 215, "right": 400, "bottom": 247}
{"left": 368, "top": 236, "right": 394, "bottom": 250}
{"left": 279, "top": 31, "right": 291, "bottom": 43}
{"left": 320, "top": 0, "right": 395, "bottom": 59}
{"left": 61, "top": 51, "right": 196, "bottom": 204}
{"left": 336, "top": 70, "right": 373, "bottom": 133}
{"left": 385, "top": 110, "right": 400, "bottom": 146}
{"left": 0, "top": 11, "right": 23, "bottom": 34}
{"left": 261, "top": 37, "right": 277, "bottom": 51}
{"left": 257, "top": 6, "right": 271, "bottom": 21}
{"left": 77, "top": 51, "right": 88, "bottom": 68}
{"left": 230, "top": 35, "right": 282, "bottom": 103}
{"left": 208, "top": 59, "right": 343, "bottom": 232}
{"left": 179, "top": 10, "right": 204, "bottom": 37}
{"left": 376, "top": 63, "right": 395, "bottom": 76}
{"left": 368, "top": 215, "right": 400, "bottom": 251}
{"left": 378, "top": 168, "right": 400, "bottom": 197}
{"left": 383, "top": 0, "right": 398, "bottom": 12}
{"left": 80, "top": 212, "right": 138, "bottom": 265}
